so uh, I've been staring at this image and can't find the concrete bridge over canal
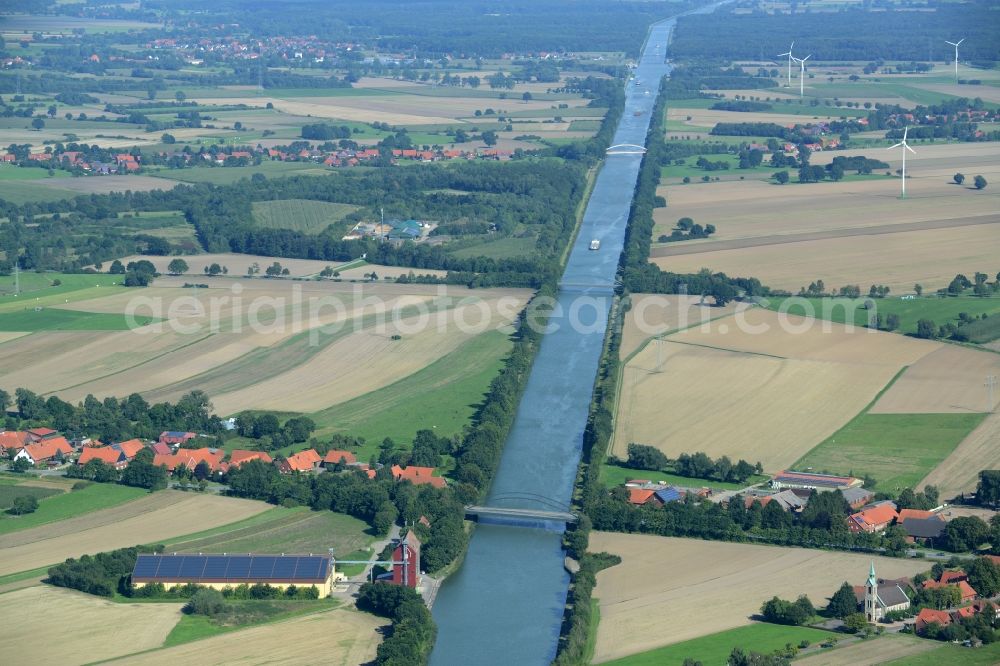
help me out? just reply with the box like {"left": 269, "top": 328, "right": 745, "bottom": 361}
{"left": 465, "top": 492, "right": 579, "bottom": 526}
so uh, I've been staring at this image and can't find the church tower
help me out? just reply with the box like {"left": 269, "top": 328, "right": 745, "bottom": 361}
{"left": 864, "top": 561, "right": 878, "bottom": 623}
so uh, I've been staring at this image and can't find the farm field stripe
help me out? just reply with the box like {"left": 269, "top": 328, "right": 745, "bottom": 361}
{"left": 41, "top": 332, "right": 214, "bottom": 396}
{"left": 650, "top": 213, "right": 1000, "bottom": 257}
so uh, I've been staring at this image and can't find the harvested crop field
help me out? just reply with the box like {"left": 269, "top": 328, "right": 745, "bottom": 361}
{"left": 0, "top": 331, "right": 28, "bottom": 345}
{"left": 794, "top": 634, "right": 936, "bottom": 666}
{"left": 0, "top": 586, "right": 182, "bottom": 665}
{"left": 614, "top": 309, "right": 943, "bottom": 470}
{"left": 0, "top": 492, "right": 270, "bottom": 575}
{"left": 113, "top": 607, "right": 384, "bottom": 665}
{"left": 589, "top": 533, "right": 928, "bottom": 663}
{"left": 653, "top": 142, "right": 1000, "bottom": 293}
{"left": 619, "top": 294, "right": 741, "bottom": 358}
{"left": 207, "top": 292, "right": 526, "bottom": 414}
{"left": 614, "top": 340, "right": 896, "bottom": 470}
{"left": 1, "top": 278, "right": 524, "bottom": 420}
{"left": 919, "top": 411, "right": 1000, "bottom": 499}
{"left": 30, "top": 175, "right": 178, "bottom": 195}
{"left": 162, "top": 507, "right": 372, "bottom": 557}
{"left": 667, "top": 308, "right": 939, "bottom": 367}
{"left": 872, "top": 345, "right": 1000, "bottom": 414}
{"left": 655, "top": 222, "right": 1000, "bottom": 294}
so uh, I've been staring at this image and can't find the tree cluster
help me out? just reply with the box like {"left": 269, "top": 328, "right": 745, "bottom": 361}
{"left": 357, "top": 581, "right": 436, "bottom": 666}
{"left": 47, "top": 546, "right": 148, "bottom": 597}
{"left": 760, "top": 595, "right": 815, "bottom": 626}
{"left": 5, "top": 387, "right": 220, "bottom": 444}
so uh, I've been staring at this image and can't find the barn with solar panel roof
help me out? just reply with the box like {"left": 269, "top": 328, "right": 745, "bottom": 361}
{"left": 130, "top": 553, "right": 342, "bottom": 597}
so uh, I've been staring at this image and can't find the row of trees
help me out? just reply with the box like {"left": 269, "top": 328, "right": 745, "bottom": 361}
{"left": 619, "top": 81, "right": 765, "bottom": 304}
{"left": 620, "top": 444, "right": 760, "bottom": 485}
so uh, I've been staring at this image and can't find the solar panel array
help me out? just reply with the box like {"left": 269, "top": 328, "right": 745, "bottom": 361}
{"left": 132, "top": 554, "right": 329, "bottom": 582}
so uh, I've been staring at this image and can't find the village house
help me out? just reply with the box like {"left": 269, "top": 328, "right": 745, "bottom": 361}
{"left": 0, "top": 430, "right": 30, "bottom": 456}
{"left": 78, "top": 446, "right": 129, "bottom": 470}
{"left": 322, "top": 449, "right": 357, "bottom": 467}
{"left": 915, "top": 600, "right": 999, "bottom": 634}
{"left": 228, "top": 449, "right": 274, "bottom": 468}
{"left": 922, "top": 578, "right": 978, "bottom": 603}
{"left": 159, "top": 431, "right": 197, "bottom": 446}
{"left": 150, "top": 442, "right": 172, "bottom": 456}
{"left": 115, "top": 439, "right": 146, "bottom": 459}
{"left": 841, "top": 487, "right": 875, "bottom": 510}
{"left": 277, "top": 448, "right": 322, "bottom": 473}
{"left": 900, "top": 515, "right": 946, "bottom": 546}
{"left": 743, "top": 488, "right": 809, "bottom": 512}
{"left": 15, "top": 437, "right": 73, "bottom": 466}
{"left": 848, "top": 502, "right": 898, "bottom": 534}
{"left": 26, "top": 427, "right": 59, "bottom": 442}
{"left": 391, "top": 464, "right": 446, "bottom": 488}
{"left": 153, "top": 448, "right": 226, "bottom": 475}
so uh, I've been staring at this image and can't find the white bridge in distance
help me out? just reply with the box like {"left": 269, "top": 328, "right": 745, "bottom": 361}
{"left": 606, "top": 143, "right": 647, "bottom": 155}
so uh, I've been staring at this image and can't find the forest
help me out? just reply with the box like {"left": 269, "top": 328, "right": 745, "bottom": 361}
{"left": 670, "top": 1, "right": 1000, "bottom": 63}
{"left": 144, "top": 0, "right": 702, "bottom": 58}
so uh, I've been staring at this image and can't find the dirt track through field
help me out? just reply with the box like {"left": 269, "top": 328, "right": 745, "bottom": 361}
{"left": 918, "top": 411, "right": 1000, "bottom": 499}
{"left": 650, "top": 213, "right": 1000, "bottom": 257}
{"left": 589, "top": 533, "right": 928, "bottom": 663}
{"left": 618, "top": 294, "right": 742, "bottom": 358}
{"left": 0, "top": 586, "right": 182, "bottom": 665}
{"left": 0, "top": 492, "right": 269, "bottom": 575}
{"left": 111, "top": 607, "right": 384, "bottom": 665}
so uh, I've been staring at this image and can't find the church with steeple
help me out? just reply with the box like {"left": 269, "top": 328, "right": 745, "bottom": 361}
{"left": 857, "top": 561, "right": 912, "bottom": 622}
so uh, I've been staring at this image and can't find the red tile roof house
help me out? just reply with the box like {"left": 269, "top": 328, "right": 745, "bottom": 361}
{"left": 938, "top": 570, "right": 968, "bottom": 585}
{"left": 78, "top": 446, "right": 129, "bottom": 470}
{"left": 628, "top": 488, "right": 660, "bottom": 506}
{"left": 153, "top": 448, "right": 226, "bottom": 475}
{"left": 322, "top": 450, "right": 357, "bottom": 467}
{"left": 391, "top": 464, "right": 447, "bottom": 488}
{"left": 114, "top": 438, "right": 146, "bottom": 459}
{"left": 922, "top": 578, "right": 978, "bottom": 603}
{"left": 228, "top": 449, "right": 274, "bottom": 468}
{"left": 0, "top": 430, "right": 30, "bottom": 455}
{"left": 915, "top": 607, "right": 953, "bottom": 633}
{"left": 848, "top": 503, "right": 898, "bottom": 533}
{"left": 26, "top": 427, "right": 58, "bottom": 442}
{"left": 15, "top": 437, "right": 73, "bottom": 465}
{"left": 159, "top": 431, "right": 196, "bottom": 446}
{"left": 276, "top": 448, "right": 322, "bottom": 473}
{"left": 150, "top": 442, "right": 172, "bottom": 456}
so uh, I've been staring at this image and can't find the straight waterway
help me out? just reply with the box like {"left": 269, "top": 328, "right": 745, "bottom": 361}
{"left": 429, "top": 7, "right": 720, "bottom": 663}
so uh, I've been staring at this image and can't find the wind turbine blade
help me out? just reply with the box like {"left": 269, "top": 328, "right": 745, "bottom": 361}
{"left": 956, "top": 38, "right": 964, "bottom": 46}
{"left": 903, "top": 126, "right": 909, "bottom": 141}
{"left": 945, "top": 41, "right": 957, "bottom": 46}
{"left": 889, "top": 142, "right": 903, "bottom": 150}
{"left": 905, "top": 144, "right": 916, "bottom": 154}
{"left": 802, "top": 55, "right": 811, "bottom": 61}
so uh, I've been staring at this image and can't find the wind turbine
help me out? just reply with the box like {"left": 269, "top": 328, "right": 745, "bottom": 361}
{"left": 887, "top": 126, "right": 916, "bottom": 199}
{"left": 777, "top": 41, "right": 794, "bottom": 88}
{"left": 945, "top": 39, "right": 964, "bottom": 81}
{"left": 792, "top": 54, "right": 810, "bottom": 97}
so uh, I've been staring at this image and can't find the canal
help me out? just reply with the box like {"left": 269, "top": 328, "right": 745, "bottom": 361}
{"left": 429, "top": 8, "right": 713, "bottom": 665}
